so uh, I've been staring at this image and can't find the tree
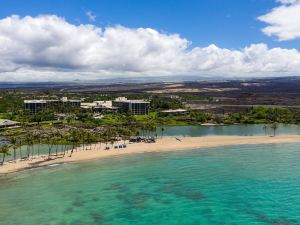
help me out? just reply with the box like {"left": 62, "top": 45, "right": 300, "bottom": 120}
{"left": 144, "top": 122, "right": 156, "bottom": 138}
{"left": 161, "top": 127, "right": 165, "bottom": 139}
{"left": 18, "top": 138, "right": 23, "bottom": 160}
{"left": 10, "top": 137, "right": 18, "bottom": 162}
{"left": 79, "top": 129, "right": 88, "bottom": 151}
{"left": 1, "top": 144, "right": 10, "bottom": 165}
{"left": 270, "top": 123, "right": 278, "bottom": 137}
{"left": 45, "top": 131, "right": 55, "bottom": 158}
{"left": 54, "top": 130, "right": 63, "bottom": 156}
{"left": 70, "top": 129, "right": 80, "bottom": 153}
{"left": 263, "top": 124, "right": 268, "bottom": 136}
{"left": 121, "top": 128, "right": 132, "bottom": 144}
{"left": 25, "top": 133, "right": 33, "bottom": 159}
{"left": 32, "top": 129, "right": 42, "bottom": 157}
{"left": 85, "top": 131, "right": 95, "bottom": 150}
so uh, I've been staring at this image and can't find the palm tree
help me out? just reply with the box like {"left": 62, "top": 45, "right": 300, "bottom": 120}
{"left": 45, "top": 132, "right": 55, "bottom": 158}
{"left": 79, "top": 129, "right": 87, "bottom": 151}
{"left": 19, "top": 138, "right": 23, "bottom": 160}
{"left": 54, "top": 130, "right": 63, "bottom": 156}
{"left": 121, "top": 128, "right": 131, "bottom": 144}
{"left": 85, "top": 131, "right": 94, "bottom": 150}
{"left": 103, "top": 129, "right": 112, "bottom": 149}
{"left": 63, "top": 133, "right": 71, "bottom": 156}
{"left": 25, "top": 133, "right": 33, "bottom": 160}
{"left": 148, "top": 123, "right": 156, "bottom": 138}
{"left": 32, "top": 129, "right": 42, "bottom": 157}
{"left": 161, "top": 127, "right": 165, "bottom": 139}
{"left": 263, "top": 124, "right": 268, "bottom": 136}
{"left": 270, "top": 123, "right": 278, "bottom": 137}
{"left": 1, "top": 144, "right": 10, "bottom": 165}
{"left": 69, "top": 129, "right": 80, "bottom": 155}
{"left": 10, "top": 137, "right": 18, "bottom": 162}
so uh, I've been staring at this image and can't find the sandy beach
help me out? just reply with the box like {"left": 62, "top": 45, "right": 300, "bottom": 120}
{"left": 1, "top": 135, "right": 300, "bottom": 175}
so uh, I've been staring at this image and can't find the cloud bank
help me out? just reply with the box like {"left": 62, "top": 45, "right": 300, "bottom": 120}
{"left": 258, "top": 0, "right": 300, "bottom": 41}
{"left": 0, "top": 15, "right": 300, "bottom": 82}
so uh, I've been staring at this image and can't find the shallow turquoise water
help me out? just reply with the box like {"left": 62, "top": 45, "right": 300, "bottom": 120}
{"left": 1, "top": 143, "right": 300, "bottom": 225}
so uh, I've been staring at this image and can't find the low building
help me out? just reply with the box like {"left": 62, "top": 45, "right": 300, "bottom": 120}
{"left": 24, "top": 97, "right": 81, "bottom": 113}
{"left": 159, "top": 109, "right": 188, "bottom": 116}
{"left": 0, "top": 119, "right": 21, "bottom": 129}
{"left": 81, "top": 101, "right": 118, "bottom": 113}
{"left": 113, "top": 97, "right": 150, "bottom": 115}
{"left": 54, "top": 114, "right": 78, "bottom": 121}
{"left": 160, "top": 95, "right": 180, "bottom": 100}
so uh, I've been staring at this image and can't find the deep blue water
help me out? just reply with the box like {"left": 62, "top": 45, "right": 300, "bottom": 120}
{"left": 1, "top": 143, "right": 300, "bottom": 225}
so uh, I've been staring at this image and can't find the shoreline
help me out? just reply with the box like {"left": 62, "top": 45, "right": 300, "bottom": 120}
{"left": 1, "top": 135, "right": 300, "bottom": 175}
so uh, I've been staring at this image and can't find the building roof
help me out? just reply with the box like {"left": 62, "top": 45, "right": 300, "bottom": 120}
{"left": 0, "top": 119, "right": 20, "bottom": 127}
{"left": 126, "top": 100, "right": 150, "bottom": 104}
{"left": 24, "top": 98, "right": 80, "bottom": 104}
{"left": 114, "top": 97, "right": 150, "bottom": 104}
{"left": 161, "top": 109, "right": 188, "bottom": 113}
{"left": 81, "top": 101, "right": 117, "bottom": 110}
{"left": 24, "top": 100, "right": 47, "bottom": 104}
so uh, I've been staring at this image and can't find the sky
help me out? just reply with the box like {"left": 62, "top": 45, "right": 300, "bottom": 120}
{"left": 0, "top": 0, "right": 300, "bottom": 82}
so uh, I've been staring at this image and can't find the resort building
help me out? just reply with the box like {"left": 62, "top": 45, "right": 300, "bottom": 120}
{"left": 159, "top": 109, "right": 188, "bottom": 116}
{"left": 113, "top": 97, "right": 150, "bottom": 115}
{"left": 81, "top": 101, "right": 118, "bottom": 113}
{"left": 24, "top": 97, "right": 81, "bottom": 113}
{"left": 24, "top": 100, "right": 48, "bottom": 114}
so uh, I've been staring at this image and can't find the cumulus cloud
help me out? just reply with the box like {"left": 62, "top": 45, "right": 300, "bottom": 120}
{"left": 277, "top": 0, "right": 298, "bottom": 4}
{"left": 258, "top": 0, "right": 300, "bottom": 41}
{"left": 0, "top": 15, "right": 300, "bottom": 82}
{"left": 85, "top": 11, "right": 96, "bottom": 22}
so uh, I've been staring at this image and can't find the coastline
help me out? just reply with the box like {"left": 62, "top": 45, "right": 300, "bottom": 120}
{"left": 1, "top": 135, "right": 300, "bottom": 175}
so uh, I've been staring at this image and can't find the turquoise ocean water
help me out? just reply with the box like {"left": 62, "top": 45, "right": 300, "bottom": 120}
{"left": 1, "top": 142, "right": 300, "bottom": 225}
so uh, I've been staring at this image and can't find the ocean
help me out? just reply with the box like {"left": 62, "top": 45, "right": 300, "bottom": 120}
{"left": 1, "top": 142, "right": 300, "bottom": 224}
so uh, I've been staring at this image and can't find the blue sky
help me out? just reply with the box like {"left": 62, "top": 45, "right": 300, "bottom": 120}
{"left": 1, "top": 0, "right": 299, "bottom": 49}
{"left": 0, "top": 0, "right": 300, "bottom": 81}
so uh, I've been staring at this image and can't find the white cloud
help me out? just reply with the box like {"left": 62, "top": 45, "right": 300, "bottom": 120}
{"left": 0, "top": 15, "right": 300, "bottom": 82}
{"left": 85, "top": 11, "right": 96, "bottom": 22}
{"left": 258, "top": 0, "right": 300, "bottom": 41}
{"left": 276, "top": 0, "right": 298, "bottom": 4}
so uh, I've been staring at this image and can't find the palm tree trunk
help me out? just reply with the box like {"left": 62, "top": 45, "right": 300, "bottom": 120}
{"left": 31, "top": 145, "right": 34, "bottom": 159}
{"left": 37, "top": 141, "right": 40, "bottom": 157}
{"left": 19, "top": 147, "right": 22, "bottom": 160}
{"left": 27, "top": 146, "right": 30, "bottom": 159}
{"left": 2, "top": 154, "right": 5, "bottom": 165}
{"left": 48, "top": 144, "right": 53, "bottom": 158}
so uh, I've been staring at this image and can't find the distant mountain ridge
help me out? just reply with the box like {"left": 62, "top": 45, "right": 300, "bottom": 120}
{"left": 1, "top": 76, "right": 300, "bottom": 89}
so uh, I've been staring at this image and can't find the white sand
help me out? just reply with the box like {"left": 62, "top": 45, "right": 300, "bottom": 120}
{"left": 1, "top": 135, "right": 300, "bottom": 175}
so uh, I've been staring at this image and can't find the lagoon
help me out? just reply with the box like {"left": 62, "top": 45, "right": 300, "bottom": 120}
{"left": 158, "top": 124, "right": 300, "bottom": 137}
